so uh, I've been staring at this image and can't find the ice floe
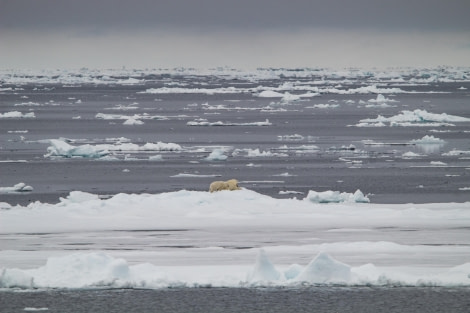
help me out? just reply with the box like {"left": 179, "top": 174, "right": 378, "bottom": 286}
{"left": 0, "top": 111, "right": 35, "bottom": 118}
{"left": 356, "top": 109, "right": 470, "bottom": 127}
{"left": 187, "top": 118, "right": 271, "bottom": 126}
{"left": 304, "top": 189, "right": 369, "bottom": 203}
{"left": 0, "top": 183, "right": 33, "bottom": 193}
{"left": 44, "top": 139, "right": 181, "bottom": 159}
{"left": 410, "top": 135, "right": 445, "bottom": 144}
{"left": 205, "top": 149, "right": 228, "bottom": 161}
{"left": 1, "top": 249, "right": 470, "bottom": 289}
{"left": 1, "top": 188, "right": 470, "bottom": 288}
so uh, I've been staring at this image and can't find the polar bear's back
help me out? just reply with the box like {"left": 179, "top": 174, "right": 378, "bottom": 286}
{"left": 209, "top": 179, "right": 241, "bottom": 192}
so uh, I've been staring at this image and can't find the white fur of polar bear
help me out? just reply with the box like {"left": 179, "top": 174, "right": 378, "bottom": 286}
{"left": 209, "top": 179, "right": 241, "bottom": 193}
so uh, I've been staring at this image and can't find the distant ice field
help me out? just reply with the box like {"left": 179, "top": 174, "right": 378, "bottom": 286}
{"left": 1, "top": 67, "right": 470, "bottom": 205}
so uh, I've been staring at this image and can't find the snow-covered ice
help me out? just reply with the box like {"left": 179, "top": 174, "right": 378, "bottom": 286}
{"left": 1, "top": 66, "right": 470, "bottom": 291}
{"left": 1, "top": 189, "right": 469, "bottom": 289}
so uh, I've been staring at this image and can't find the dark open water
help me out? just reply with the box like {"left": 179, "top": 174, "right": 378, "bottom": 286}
{"left": 1, "top": 70, "right": 470, "bottom": 205}
{"left": 2, "top": 287, "right": 470, "bottom": 313}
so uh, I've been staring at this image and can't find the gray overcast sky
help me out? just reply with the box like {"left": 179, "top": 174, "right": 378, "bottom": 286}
{"left": 1, "top": 0, "right": 469, "bottom": 69}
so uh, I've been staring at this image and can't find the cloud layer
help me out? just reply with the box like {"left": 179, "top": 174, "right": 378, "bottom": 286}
{"left": 1, "top": 0, "right": 469, "bottom": 69}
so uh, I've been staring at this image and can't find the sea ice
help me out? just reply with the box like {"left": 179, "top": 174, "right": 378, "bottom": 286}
{"left": 0, "top": 111, "right": 35, "bottom": 118}
{"left": 410, "top": 135, "right": 445, "bottom": 144}
{"left": 357, "top": 109, "right": 470, "bottom": 127}
{"left": 247, "top": 249, "right": 281, "bottom": 282}
{"left": 304, "top": 189, "right": 369, "bottom": 203}
{"left": 367, "top": 94, "right": 397, "bottom": 103}
{"left": 45, "top": 139, "right": 110, "bottom": 158}
{"left": 44, "top": 139, "right": 182, "bottom": 158}
{"left": 0, "top": 182, "right": 33, "bottom": 193}
{"left": 205, "top": 149, "right": 228, "bottom": 161}
{"left": 187, "top": 118, "right": 271, "bottom": 126}
{"left": 295, "top": 252, "right": 351, "bottom": 284}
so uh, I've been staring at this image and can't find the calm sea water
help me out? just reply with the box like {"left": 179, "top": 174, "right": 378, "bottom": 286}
{"left": 2, "top": 287, "right": 470, "bottom": 313}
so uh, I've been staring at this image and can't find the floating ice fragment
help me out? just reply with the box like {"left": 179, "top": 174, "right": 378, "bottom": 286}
{"left": 123, "top": 118, "right": 144, "bottom": 125}
{"left": 277, "top": 134, "right": 304, "bottom": 141}
{"left": 357, "top": 109, "right": 470, "bottom": 127}
{"left": 410, "top": 135, "right": 445, "bottom": 144}
{"left": 402, "top": 151, "right": 423, "bottom": 158}
{"left": 45, "top": 139, "right": 110, "bottom": 158}
{"left": 205, "top": 149, "right": 228, "bottom": 161}
{"left": 149, "top": 155, "right": 163, "bottom": 161}
{"left": 368, "top": 94, "right": 397, "bottom": 103}
{"left": 187, "top": 119, "right": 271, "bottom": 126}
{"left": 0, "top": 111, "right": 35, "bottom": 118}
{"left": 0, "top": 183, "right": 33, "bottom": 193}
{"left": 304, "top": 189, "right": 369, "bottom": 203}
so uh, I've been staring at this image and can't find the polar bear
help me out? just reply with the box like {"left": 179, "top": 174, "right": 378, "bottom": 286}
{"left": 209, "top": 179, "right": 241, "bottom": 193}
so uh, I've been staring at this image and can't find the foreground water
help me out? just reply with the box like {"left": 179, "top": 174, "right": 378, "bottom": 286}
{"left": 2, "top": 287, "right": 470, "bottom": 313}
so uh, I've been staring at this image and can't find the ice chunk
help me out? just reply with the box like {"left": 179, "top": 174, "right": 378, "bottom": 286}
{"left": 0, "top": 182, "right": 33, "bottom": 193}
{"left": 410, "top": 135, "right": 445, "bottom": 144}
{"left": 257, "top": 90, "right": 285, "bottom": 98}
{"left": 304, "top": 189, "right": 369, "bottom": 203}
{"left": 205, "top": 149, "right": 228, "bottom": 161}
{"left": 296, "top": 252, "right": 351, "bottom": 284}
{"left": 0, "top": 268, "right": 34, "bottom": 288}
{"left": 358, "top": 109, "right": 470, "bottom": 127}
{"left": 402, "top": 151, "right": 422, "bottom": 158}
{"left": 61, "top": 191, "right": 100, "bottom": 204}
{"left": 187, "top": 119, "right": 271, "bottom": 126}
{"left": 123, "top": 118, "right": 144, "bottom": 125}
{"left": 0, "top": 111, "right": 35, "bottom": 118}
{"left": 368, "top": 94, "right": 397, "bottom": 103}
{"left": 247, "top": 249, "right": 280, "bottom": 282}
{"left": 45, "top": 139, "right": 109, "bottom": 158}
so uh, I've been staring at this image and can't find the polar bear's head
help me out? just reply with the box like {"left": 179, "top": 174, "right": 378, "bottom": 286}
{"left": 226, "top": 179, "right": 241, "bottom": 190}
